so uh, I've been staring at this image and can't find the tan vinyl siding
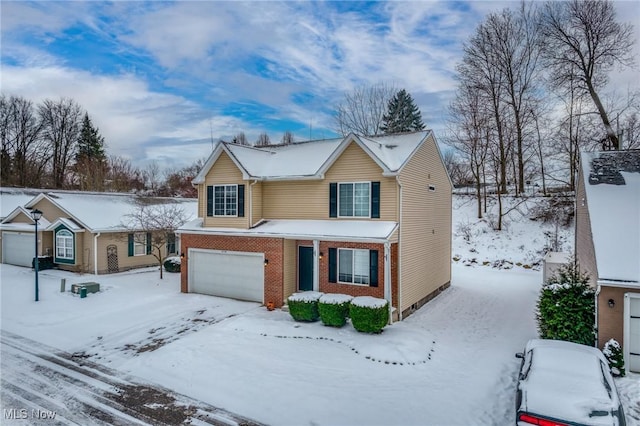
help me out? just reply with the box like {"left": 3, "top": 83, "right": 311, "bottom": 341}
{"left": 283, "top": 239, "right": 296, "bottom": 301}
{"left": 203, "top": 152, "right": 249, "bottom": 229}
{"left": 575, "top": 166, "right": 598, "bottom": 285}
{"left": 262, "top": 141, "right": 397, "bottom": 220}
{"left": 91, "top": 232, "right": 160, "bottom": 274}
{"left": 11, "top": 211, "right": 32, "bottom": 223}
{"left": 32, "top": 199, "right": 68, "bottom": 224}
{"left": 197, "top": 184, "right": 204, "bottom": 218}
{"left": 398, "top": 134, "right": 452, "bottom": 313}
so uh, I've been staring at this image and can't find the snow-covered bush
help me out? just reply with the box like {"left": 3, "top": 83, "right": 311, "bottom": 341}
{"left": 350, "top": 296, "right": 389, "bottom": 333}
{"left": 536, "top": 263, "right": 595, "bottom": 345}
{"left": 318, "top": 294, "right": 353, "bottom": 327}
{"left": 163, "top": 256, "right": 181, "bottom": 273}
{"left": 603, "top": 339, "right": 625, "bottom": 377}
{"left": 287, "top": 292, "right": 323, "bottom": 322}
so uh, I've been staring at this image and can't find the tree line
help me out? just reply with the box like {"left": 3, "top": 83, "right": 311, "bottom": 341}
{"left": 0, "top": 95, "right": 201, "bottom": 197}
{"left": 447, "top": 0, "right": 638, "bottom": 229}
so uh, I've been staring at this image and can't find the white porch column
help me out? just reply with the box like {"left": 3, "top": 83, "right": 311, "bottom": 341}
{"left": 384, "top": 242, "right": 392, "bottom": 322}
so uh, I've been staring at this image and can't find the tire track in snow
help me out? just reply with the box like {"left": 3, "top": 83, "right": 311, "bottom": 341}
{"left": 1, "top": 330, "right": 263, "bottom": 426}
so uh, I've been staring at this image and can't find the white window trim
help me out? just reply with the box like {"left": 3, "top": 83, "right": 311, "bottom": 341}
{"left": 213, "top": 184, "right": 238, "bottom": 217}
{"left": 337, "top": 248, "right": 370, "bottom": 286}
{"left": 133, "top": 232, "right": 147, "bottom": 257}
{"left": 55, "top": 229, "right": 74, "bottom": 260}
{"left": 337, "top": 181, "right": 371, "bottom": 219}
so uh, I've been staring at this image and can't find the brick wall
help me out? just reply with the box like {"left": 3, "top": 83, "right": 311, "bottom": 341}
{"left": 180, "top": 234, "right": 284, "bottom": 306}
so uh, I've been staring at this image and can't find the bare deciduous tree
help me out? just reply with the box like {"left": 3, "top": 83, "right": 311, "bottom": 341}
{"left": 232, "top": 132, "right": 248, "bottom": 145}
{"left": 281, "top": 131, "right": 294, "bottom": 145}
{"left": 334, "top": 82, "right": 396, "bottom": 136}
{"left": 121, "top": 200, "right": 190, "bottom": 279}
{"left": 255, "top": 132, "right": 271, "bottom": 147}
{"left": 538, "top": 0, "right": 635, "bottom": 150}
{"left": 39, "top": 98, "right": 82, "bottom": 188}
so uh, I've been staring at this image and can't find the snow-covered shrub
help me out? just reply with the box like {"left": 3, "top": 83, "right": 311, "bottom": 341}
{"left": 536, "top": 263, "right": 595, "bottom": 345}
{"left": 287, "top": 292, "right": 323, "bottom": 322}
{"left": 318, "top": 294, "right": 353, "bottom": 327}
{"left": 350, "top": 296, "right": 389, "bottom": 333}
{"left": 456, "top": 221, "right": 473, "bottom": 243}
{"left": 603, "top": 339, "right": 625, "bottom": 377}
{"left": 163, "top": 256, "right": 181, "bottom": 273}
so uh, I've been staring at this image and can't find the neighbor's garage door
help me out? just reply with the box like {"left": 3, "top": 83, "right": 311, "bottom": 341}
{"left": 2, "top": 232, "right": 34, "bottom": 267}
{"left": 628, "top": 295, "right": 640, "bottom": 373}
{"left": 188, "top": 249, "right": 264, "bottom": 303}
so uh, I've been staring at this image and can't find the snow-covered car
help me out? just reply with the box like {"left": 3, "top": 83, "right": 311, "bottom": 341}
{"left": 515, "top": 339, "right": 626, "bottom": 426}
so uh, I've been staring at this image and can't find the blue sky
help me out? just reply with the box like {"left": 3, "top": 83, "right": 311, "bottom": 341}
{"left": 2, "top": 1, "right": 639, "bottom": 169}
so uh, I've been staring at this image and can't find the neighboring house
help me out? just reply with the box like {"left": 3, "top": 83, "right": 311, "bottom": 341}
{"left": 0, "top": 189, "right": 197, "bottom": 274}
{"left": 575, "top": 150, "right": 640, "bottom": 373}
{"left": 177, "top": 131, "right": 452, "bottom": 320}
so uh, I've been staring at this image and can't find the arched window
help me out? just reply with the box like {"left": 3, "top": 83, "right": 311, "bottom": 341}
{"left": 56, "top": 229, "right": 73, "bottom": 260}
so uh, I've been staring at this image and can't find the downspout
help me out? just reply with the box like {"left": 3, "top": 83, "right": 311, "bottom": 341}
{"left": 249, "top": 180, "right": 258, "bottom": 227}
{"left": 93, "top": 232, "right": 100, "bottom": 275}
{"left": 396, "top": 175, "right": 403, "bottom": 320}
{"left": 384, "top": 241, "right": 392, "bottom": 323}
{"left": 595, "top": 284, "right": 601, "bottom": 348}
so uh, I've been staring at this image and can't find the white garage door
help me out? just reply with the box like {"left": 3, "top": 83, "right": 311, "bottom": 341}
{"left": 188, "top": 249, "right": 264, "bottom": 303}
{"left": 627, "top": 295, "right": 640, "bottom": 373}
{"left": 2, "top": 232, "right": 34, "bottom": 267}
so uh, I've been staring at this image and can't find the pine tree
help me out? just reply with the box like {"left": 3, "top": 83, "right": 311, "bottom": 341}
{"left": 381, "top": 89, "right": 425, "bottom": 134}
{"left": 75, "top": 113, "right": 107, "bottom": 190}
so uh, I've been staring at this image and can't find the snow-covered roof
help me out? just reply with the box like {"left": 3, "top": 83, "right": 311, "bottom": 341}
{"left": 178, "top": 219, "right": 398, "bottom": 243}
{"left": 581, "top": 150, "right": 640, "bottom": 283}
{"left": 193, "top": 131, "right": 431, "bottom": 183}
{"left": 0, "top": 187, "right": 44, "bottom": 219}
{"left": 14, "top": 190, "right": 199, "bottom": 233}
{"left": 45, "top": 217, "right": 84, "bottom": 232}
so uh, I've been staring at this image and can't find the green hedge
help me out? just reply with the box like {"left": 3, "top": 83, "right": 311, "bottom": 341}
{"left": 350, "top": 296, "right": 389, "bottom": 333}
{"left": 318, "top": 294, "right": 353, "bottom": 327}
{"left": 163, "top": 256, "right": 181, "bottom": 273}
{"left": 287, "top": 292, "right": 323, "bottom": 322}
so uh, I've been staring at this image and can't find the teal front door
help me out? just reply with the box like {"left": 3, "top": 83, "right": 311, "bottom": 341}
{"left": 298, "top": 246, "right": 313, "bottom": 291}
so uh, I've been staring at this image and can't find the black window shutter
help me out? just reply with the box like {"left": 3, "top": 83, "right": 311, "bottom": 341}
{"left": 371, "top": 181, "right": 380, "bottom": 218}
{"left": 369, "top": 250, "right": 378, "bottom": 287}
{"left": 128, "top": 233, "right": 134, "bottom": 257}
{"left": 206, "top": 186, "right": 213, "bottom": 216}
{"left": 328, "top": 248, "right": 337, "bottom": 283}
{"left": 237, "top": 184, "right": 245, "bottom": 217}
{"left": 146, "top": 232, "right": 152, "bottom": 254}
{"left": 329, "top": 183, "right": 337, "bottom": 218}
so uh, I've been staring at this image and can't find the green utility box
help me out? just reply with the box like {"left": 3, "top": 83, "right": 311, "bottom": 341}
{"left": 80, "top": 287, "right": 87, "bottom": 298}
{"left": 71, "top": 282, "right": 100, "bottom": 295}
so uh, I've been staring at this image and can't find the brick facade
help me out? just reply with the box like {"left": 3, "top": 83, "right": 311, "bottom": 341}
{"left": 180, "top": 234, "right": 397, "bottom": 311}
{"left": 598, "top": 286, "right": 640, "bottom": 349}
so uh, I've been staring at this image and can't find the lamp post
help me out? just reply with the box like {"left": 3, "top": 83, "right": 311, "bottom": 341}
{"left": 31, "top": 209, "right": 43, "bottom": 302}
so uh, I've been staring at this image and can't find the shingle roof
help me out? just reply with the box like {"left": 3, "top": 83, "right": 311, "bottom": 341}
{"left": 581, "top": 150, "right": 640, "bottom": 283}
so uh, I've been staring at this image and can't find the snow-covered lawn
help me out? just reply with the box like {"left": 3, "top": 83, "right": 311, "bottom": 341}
{"left": 1, "top": 195, "right": 637, "bottom": 425}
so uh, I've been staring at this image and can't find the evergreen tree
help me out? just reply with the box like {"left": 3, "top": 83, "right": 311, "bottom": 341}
{"left": 381, "top": 89, "right": 425, "bottom": 134}
{"left": 75, "top": 113, "right": 107, "bottom": 190}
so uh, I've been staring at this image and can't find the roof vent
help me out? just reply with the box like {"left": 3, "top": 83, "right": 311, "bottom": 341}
{"left": 385, "top": 144, "right": 398, "bottom": 149}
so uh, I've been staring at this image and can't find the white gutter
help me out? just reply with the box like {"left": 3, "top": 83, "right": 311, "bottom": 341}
{"left": 93, "top": 232, "right": 100, "bottom": 275}
{"left": 175, "top": 228, "right": 392, "bottom": 244}
{"left": 396, "top": 175, "right": 403, "bottom": 321}
{"left": 384, "top": 241, "right": 392, "bottom": 323}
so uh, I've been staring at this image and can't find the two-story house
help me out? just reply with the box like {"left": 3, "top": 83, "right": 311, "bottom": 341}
{"left": 177, "top": 131, "right": 452, "bottom": 320}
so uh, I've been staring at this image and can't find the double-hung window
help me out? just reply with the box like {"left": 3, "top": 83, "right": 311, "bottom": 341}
{"left": 56, "top": 229, "right": 74, "bottom": 260}
{"left": 133, "top": 232, "right": 147, "bottom": 256}
{"left": 338, "top": 248, "right": 370, "bottom": 285}
{"left": 338, "top": 182, "right": 370, "bottom": 217}
{"left": 214, "top": 185, "right": 237, "bottom": 216}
